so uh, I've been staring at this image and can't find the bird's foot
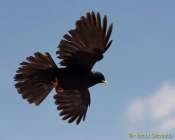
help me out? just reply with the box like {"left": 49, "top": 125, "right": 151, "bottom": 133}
{"left": 56, "top": 86, "right": 64, "bottom": 93}
{"left": 52, "top": 78, "right": 64, "bottom": 93}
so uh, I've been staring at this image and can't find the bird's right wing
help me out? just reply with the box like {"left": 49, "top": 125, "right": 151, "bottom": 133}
{"left": 57, "top": 11, "right": 113, "bottom": 70}
{"left": 54, "top": 89, "right": 90, "bottom": 124}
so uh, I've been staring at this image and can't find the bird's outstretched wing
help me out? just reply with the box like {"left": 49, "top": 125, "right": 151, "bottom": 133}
{"left": 54, "top": 89, "right": 90, "bottom": 124}
{"left": 57, "top": 11, "right": 113, "bottom": 70}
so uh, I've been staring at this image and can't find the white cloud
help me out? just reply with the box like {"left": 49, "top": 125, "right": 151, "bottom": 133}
{"left": 159, "top": 117, "right": 175, "bottom": 131}
{"left": 127, "top": 83, "right": 175, "bottom": 130}
{"left": 127, "top": 98, "right": 146, "bottom": 123}
{"left": 147, "top": 84, "right": 175, "bottom": 120}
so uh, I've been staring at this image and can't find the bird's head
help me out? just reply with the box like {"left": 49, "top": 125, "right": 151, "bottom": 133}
{"left": 93, "top": 72, "right": 107, "bottom": 85}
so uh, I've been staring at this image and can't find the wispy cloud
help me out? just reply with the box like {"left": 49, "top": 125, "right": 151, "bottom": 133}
{"left": 127, "top": 97, "right": 146, "bottom": 123}
{"left": 159, "top": 117, "right": 175, "bottom": 131}
{"left": 127, "top": 83, "right": 175, "bottom": 131}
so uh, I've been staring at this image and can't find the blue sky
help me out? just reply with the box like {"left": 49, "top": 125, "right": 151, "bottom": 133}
{"left": 1, "top": 0, "right": 175, "bottom": 140}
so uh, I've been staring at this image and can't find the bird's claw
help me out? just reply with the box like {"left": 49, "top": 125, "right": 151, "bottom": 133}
{"left": 52, "top": 78, "right": 64, "bottom": 93}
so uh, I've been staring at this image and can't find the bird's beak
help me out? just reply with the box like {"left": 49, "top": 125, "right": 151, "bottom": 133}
{"left": 101, "top": 80, "right": 107, "bottom": 86}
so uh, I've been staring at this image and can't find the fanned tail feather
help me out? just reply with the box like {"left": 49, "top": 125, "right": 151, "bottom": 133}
{"left": 14, "top": 52, "right": 58, "bottom": 105}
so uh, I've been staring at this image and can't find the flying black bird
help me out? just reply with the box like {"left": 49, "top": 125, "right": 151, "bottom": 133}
{"left": 14, "top": 11, "right": 113, "bottom": 124}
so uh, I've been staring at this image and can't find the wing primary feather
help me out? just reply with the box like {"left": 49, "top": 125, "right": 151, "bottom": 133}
{"left": 76, "top": 112, "right": 84, "bottom": 125}
{"left": 62, "top": 113, "right": 72, "bottom": 120}
{"left": 105, "top": 24, "right": 113, "bottom": 45}
{"left": 86, "top": 12, "right": 92, "bottom": 25}
{"left": 91, "top": 11, "right": 96, "bottom": 25}
{"left": 105, "top": 40, "right": 113, "bottom": 51}
{"left": 68, "top": 114, "right": 79, "bottom": 123}
{"left": 103, "top": 15, "right": 107, "bottom": 35}
{"left": 97, "top": 12, "right": 101, "bottom": 29}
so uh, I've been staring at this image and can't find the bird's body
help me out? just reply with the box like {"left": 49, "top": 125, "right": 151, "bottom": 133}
{"left": 14, "top": 11, "right": 113, "bottom": 124}
{"left": 56, "top": 67, "right": 104, "bottom": 89}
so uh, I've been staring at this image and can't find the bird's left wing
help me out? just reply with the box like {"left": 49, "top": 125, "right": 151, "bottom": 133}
{"left": 56, "top": 11, "right": 113, "bottom": 70}
{"left": 54, "top": 89, "right": 90, "bottom": 124}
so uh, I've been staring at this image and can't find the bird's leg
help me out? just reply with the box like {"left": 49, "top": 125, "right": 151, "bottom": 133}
{"left": 52, "top": 78, "right": 64, "bottom": 93}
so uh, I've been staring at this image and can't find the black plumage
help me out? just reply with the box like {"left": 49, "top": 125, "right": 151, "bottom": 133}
{"left": 14, "top": 11, "right": 113, "bottom": 124}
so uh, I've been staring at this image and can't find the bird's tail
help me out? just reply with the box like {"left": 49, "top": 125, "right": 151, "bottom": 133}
{"left": 14, "top": 52, "right": 58, "bottom": 105}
